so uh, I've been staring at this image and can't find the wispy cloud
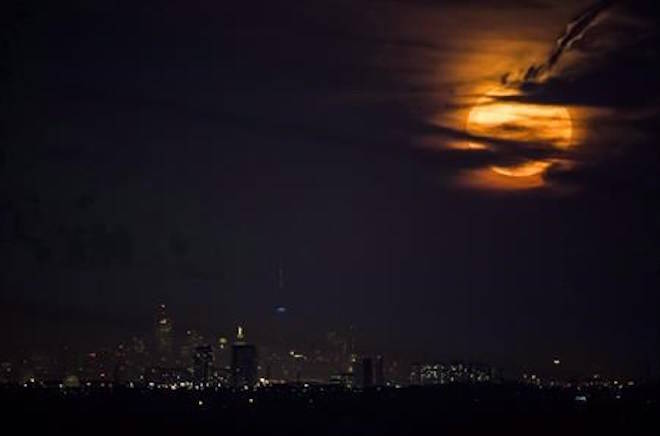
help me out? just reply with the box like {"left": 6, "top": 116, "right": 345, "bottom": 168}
{"left": 417, "top": 0, "right": 659, "bottom": 191}
{"left": 516, "top": 0, "right": 616, "bottom": 83}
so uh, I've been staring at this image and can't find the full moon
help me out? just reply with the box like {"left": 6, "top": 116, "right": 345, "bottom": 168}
{"left": 466, "top": 88, "right": 572, "bottom": 178}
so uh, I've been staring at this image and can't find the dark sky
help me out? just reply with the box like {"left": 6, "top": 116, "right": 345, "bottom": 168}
{"left": 2, "top": 0, "right": 659, "bottom": 377}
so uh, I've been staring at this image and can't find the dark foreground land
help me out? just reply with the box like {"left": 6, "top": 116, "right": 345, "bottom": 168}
{"left": 2, "top": 383, "right": 659, "bottom": 435}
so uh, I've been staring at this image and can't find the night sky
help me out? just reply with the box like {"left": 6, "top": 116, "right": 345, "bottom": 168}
{"left": 3, "top": 0, "right": 660, "bottom": 377}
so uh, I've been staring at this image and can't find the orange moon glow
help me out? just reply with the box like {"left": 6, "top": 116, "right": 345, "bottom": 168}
{"left": 465, "top": 88, "right": 573, "bottom": 178}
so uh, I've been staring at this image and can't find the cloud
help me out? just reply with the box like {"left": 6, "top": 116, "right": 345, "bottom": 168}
{"left": 502, "top": 1, "right": 659, "bottom": 109}
{"left": 418, "top": 0, "right": 660, "bottom": 191}
{"left": 518, "top": 0, "right": 615, "bottom": 82}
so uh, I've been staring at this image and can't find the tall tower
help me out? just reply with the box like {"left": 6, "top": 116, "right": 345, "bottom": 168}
{"left": 270, "top": 260, "right": 289, "bottom": 381}
{"left": 155, "top": 304, "right": 173, "bottom": 363}
{"left": 347, "top": 324, "right": 357, "bottom": 373}
{"left": 231, "top": 326, "right": 258, "bottom": 387}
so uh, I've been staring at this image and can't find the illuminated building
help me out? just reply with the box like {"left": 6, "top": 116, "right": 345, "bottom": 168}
{"left": 193, "top": 345, "right": 214, "bottom": 383}
{"left": 329, "top": 372, "right": 354, "bottom": 388}
{"left": 214, "top": 336, "right": 230, "bottom": 371}
{"left": 411, "top": 362, "right": 493, "bottom": 385}
{"left": 289, "top": 350, "right": 307, "bottom": 383}
{"left": 144, "top": 366, "right": 192, "bottom": 387}
{"left": 119, "top": 336, "right": 149, "bottom": 382}
{"left": 180, "top": 329, "right": 204, "bottom": 364}
{"left": 347, "top": 325, "right": 356, "bottom": 373}
{"left": 63, "top": 374, "right": 81, "bottom": 388}
{"left": 80, "top": 350, "right": 111, "bottom": 382}
{"left": 231, "top": 326, "right": 258, "bottom": 387}
{"left": 155, "top": 304, "right": 173, "bottom": 362}
{"left": 325, "top": 325, "right": 357, "bottom": 377}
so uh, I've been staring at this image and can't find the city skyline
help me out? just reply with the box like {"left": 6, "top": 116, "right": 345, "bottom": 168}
{"left": 3, "top": 0, "right": 660, "bottom": 383}
{"left": 0, "top": 302, "right": 650, "bottom": 386}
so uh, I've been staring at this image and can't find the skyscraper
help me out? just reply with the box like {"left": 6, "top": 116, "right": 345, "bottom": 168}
{"left": 155, "top": 304, "right": 173, "bottom": 363}
{"left": 214, "top": 336, "right": 230, "bottom": 371}
{"left": 354, "top": 357, "right": 374, "bottom": 388}
{"left": 231, "top": 326, "right": 258, "bottom": 388}
{"left": 361, "top": 358, "right": 373, "bottom": 388}
{"left": 193, "top": 345, "right": 214, "bottom": 383}
{"left": 181, "top": 329, "right": 204, "bottom": 363}
{"left": 374, "top": 355, "right": 385, "bottom": 386}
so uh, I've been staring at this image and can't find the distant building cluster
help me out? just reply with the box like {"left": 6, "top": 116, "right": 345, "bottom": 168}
{"left": 0, "top": 305, "right": 397, "bottom": 390}
{"left": 0, "top": 304, "right": 641, "bottom": 394}
{"left": 410, "top": 362, "right": 495, "bottom": 385}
